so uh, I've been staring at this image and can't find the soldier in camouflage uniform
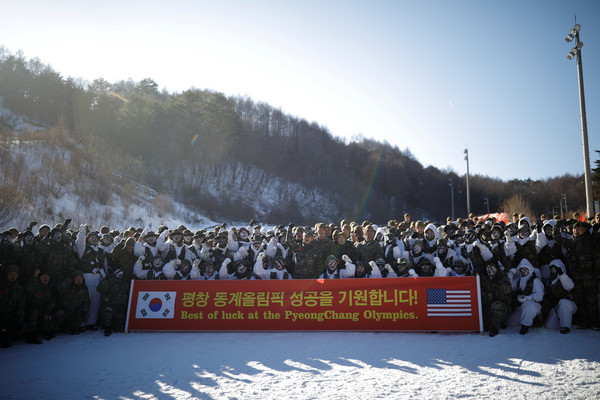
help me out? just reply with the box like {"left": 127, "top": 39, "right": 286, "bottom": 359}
{"left": 311, "top": 223, "right": 336, "bottom": 273}
{"left": 479, "top": 261, "right": 513, "bottom": 337}
{"left": 288, "top": 229, "right": 319, "bottom": 279}
{"left": 484, "top": 224, "right": 513, "bottom": 271}
{"left": 333, "top": 230, "right": 357, "bottom": 262}
{"left": 398, "top": 213, "right": 411, "bottom": 232}
{"left": 39, "top": 227, "right": 77, "bottom": 287}
{"left": 24, "top": 270, "right": 55, "bottom": 343}
{"left": 55, "top": 270, "right": 90, "bottom": 334}
{"left": 553, "top": 220, "right": 599, "bottom": 329}
{"left": 350, "top": 225, "right": 365, "bottom": 244}
{"left": 12, "top": 230, "right": 43, "bottom": 288}
{"left": 97, "top": 269, "right": 131, "bottom": 336}
{"left": 0, "top": 231, "right": 17, "bottom": 275}
{"left": 0, "top": 265, "right": 25, "bottom": 347}
{"left": 356, "top": 225, "right": 384, "bottom": 264}
{"left": 110, "top": 237, "right": 137, "bottom": 282}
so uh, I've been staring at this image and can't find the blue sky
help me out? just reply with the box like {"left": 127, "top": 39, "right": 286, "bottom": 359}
{"left": 1, "top": 0, "right": 598, "bottom": 181}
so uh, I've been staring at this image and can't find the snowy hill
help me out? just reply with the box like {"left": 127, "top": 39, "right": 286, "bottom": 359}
{"left": 0, "top": 96, "right": 341, "bottom": 231}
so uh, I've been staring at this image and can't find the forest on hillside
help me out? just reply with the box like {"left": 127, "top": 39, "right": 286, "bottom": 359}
{"left": 0, "top": 47, "right": 597, "bottom": 224}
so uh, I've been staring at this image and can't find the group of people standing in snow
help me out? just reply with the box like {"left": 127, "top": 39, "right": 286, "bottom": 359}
{"left": 1, "top": 211, "right": 599, "bottom": 346}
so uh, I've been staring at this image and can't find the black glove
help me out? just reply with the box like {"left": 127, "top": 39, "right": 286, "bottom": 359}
{"left": 249, "top": 219, "right": 257, "bottom": 226}
{"left": 146, "top": 270, "right": 155, "bottom": 280}
{"left": 227, "top": 262, "right": 235, "bottom": 275}
{"left": 288, "top": 223, "right": 295, "bottom": 229}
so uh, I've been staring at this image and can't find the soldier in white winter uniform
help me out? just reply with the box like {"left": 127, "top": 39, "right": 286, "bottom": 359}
{"left": 253, "top": 252, "right": 293, "bottom": 280}
{"left": 509, "top": 259, "right": 545, "bottom": 335}
{"left": 544, "top": 259, "right": 577, "bottom": 334}
{"left": 319, "top": 255, "right": 356, "bottom": 279}
{"left": 75, "top": 227, "right": 107, "bottom": 329}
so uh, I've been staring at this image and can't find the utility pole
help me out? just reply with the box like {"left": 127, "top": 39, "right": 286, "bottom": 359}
{"left": 464, "top": 148, "right": 470, "bottom": 216}
{"left": 565, "top": 21, "right": 594, "bottom": 217}
{"left": 561, "top": 194, "right": 568, "bottom": 218}
{"left": 449, "top": 179, "right": 455, "bottom": 220}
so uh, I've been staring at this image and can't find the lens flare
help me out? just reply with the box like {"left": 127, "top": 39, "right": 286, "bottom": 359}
{"left": 108, "top": 91, "right": 129, "bottom": 103}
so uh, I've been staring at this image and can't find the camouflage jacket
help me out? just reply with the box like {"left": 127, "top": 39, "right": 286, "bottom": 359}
{"left": 356, "top": 239, "right": 384, "bottom": 264}
{"left": 56, "top": 277, "right": 90, "bottom": 316}
{"left": 479, "top": 270, "right": 513, "bottom": 311}
{"left": 553, "top": 223, "right": 598, "bottom": 280}
{"left": 97, "top": 276, "right": 130, "bottom": 308}
{"left": 0, "top": 277, "right": 25, "bottom": 324}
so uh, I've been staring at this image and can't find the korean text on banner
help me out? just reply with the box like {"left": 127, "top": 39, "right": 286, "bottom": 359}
{"left": 126, "top": 276, "right": 482, "bottom": 332}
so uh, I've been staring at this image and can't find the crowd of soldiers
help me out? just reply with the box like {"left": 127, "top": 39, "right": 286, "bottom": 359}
{"left": 1, "top": 210, "right": 599, "bottom": 346}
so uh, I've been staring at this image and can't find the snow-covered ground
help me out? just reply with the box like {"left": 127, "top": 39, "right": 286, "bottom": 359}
{"left": 2, "top": 327, "right": 599, "bottom": 399}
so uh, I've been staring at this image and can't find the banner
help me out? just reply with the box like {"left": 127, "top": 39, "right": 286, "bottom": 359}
{"left": 125, "top": 277, "right": 482, "bottom": 332}
{"left": 477, "top": 212, "right": 507, "bottom": 224}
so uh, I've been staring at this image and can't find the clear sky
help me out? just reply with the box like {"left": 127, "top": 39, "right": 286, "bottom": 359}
{"left": 1, "top": 0, "right": 598, "bottom": 181}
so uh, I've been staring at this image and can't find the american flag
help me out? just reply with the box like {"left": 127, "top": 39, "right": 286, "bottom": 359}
{"left": 427, "top": 288, "right": 472, "bottom": 317}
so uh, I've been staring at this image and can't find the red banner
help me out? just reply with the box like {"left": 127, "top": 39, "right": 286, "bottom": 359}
{"left": 125, "top": 277, "right": 482, "bottom": 332}
{"left": 478, "top": 212, "right": 508, "bottom": 224}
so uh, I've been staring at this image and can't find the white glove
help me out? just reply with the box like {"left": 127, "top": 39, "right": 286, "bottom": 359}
{"left": 508, "top": 268, "right": 517, "bottom": 279}
{"left": 369, "top": 261, "right": 377, "bottom": 269}
{"left": 193, "top": 259, "right": 201, "bottom": 267}
{"left": 173, "top": 259, "right": 182, "bottom": 266}
{"left": 99, "top": 268, "right": 106, "bottom": 279}
{"left": 222, "top": 258, "right": 232, "bottom": 265}
{"left": 384, "top": 264, "right": 393, "bottom": 272}
{"left": 342, "top": 255, "right": 352, "bottom": 263}
{"left": 408, "top": 269, "right": 418, "bottom": 277}
{"left": 237, "top": 246, "right": 248, "bottom": 257}
{"left": 433, "top": 256, "right": 441, "bottom": 264}
{"left": 139, "top": 256, "right": 146, "bottom": 262}
{"left": 517, "top": 295, "right": 528, "bottom": 303}
{"left": 257, "top": 252, "right": 266, "bottom": 261}
{"left": 80, "top": 224, "right": 87, "bottom": 230}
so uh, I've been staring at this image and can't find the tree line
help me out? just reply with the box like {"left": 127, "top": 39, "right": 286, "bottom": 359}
{"left": 0, "top": 48, "right": 594, "bottom": 223}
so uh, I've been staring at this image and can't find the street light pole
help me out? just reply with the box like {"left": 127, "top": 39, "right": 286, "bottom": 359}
{"left": 449, "top": 179, "right": 455, "bottom": 220}
{"left": 565, "top": 22, "right": 594, "bottom": 217}
{"left": 464, "top": 148, "right": 470, "bottom": 216}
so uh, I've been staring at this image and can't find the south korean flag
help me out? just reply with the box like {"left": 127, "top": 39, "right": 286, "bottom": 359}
{"left": 136, "top": 291, "right": 176, "bottom": 319}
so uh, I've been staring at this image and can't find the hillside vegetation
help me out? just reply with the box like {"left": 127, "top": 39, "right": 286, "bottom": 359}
{"left": 0, "top": 48, "right": 591, "bottom": 229}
